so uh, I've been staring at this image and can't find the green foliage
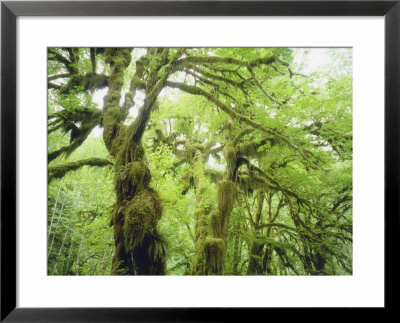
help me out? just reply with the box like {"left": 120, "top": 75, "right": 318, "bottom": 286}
{"left": 48, "top": 47, "right": 352, "bottom": 276}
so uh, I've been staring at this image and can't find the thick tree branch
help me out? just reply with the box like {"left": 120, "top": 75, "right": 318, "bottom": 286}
{"left": 48, "top": 158, "right": 113, "bottom": 182}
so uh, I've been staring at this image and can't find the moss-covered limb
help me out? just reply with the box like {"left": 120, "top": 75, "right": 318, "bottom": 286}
{"left": 59, "top": 73, "right": 108, "bottom": 94}
{"left": 126, "top": 49, "right": 185, "bottom": 143}
{"left": 48, "top": 48, "right": 75, "bottom": 73}
{"left": 48, "top": 110, "right": 102, "bottom": 163}
{"left": 48, "top": 157, "right": 113, "bottom": 182}
{"left": 102, "top": 49, "right": 132, "bottom": 153}
{"left": 121, "top": 55, "right": 147, "bottom": 116}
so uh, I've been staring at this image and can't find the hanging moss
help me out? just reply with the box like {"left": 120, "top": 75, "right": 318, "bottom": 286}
{"left": 204, "top": 237, "right": 225, "bottom": 275}
{"left": 223, "top": 143, "right": 237, "bottom": 180}
{"left": 115, "top": 160, "right": 152, "bottom": 201}
{"left": 123, "top": 188, "right": 162, "bottom": 253}
{"left": 129, "top": 161, "right": 151, "bottom": 187}
{"left": 208, "top": 210, "right": 222, "bottom": 238}
{"left": 217, "top": 180, "right": 237, "bottom": 217}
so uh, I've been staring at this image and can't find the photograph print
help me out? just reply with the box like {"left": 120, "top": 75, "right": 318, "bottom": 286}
{"left": 47, "top": 47, "right": 352, "bottom": 276}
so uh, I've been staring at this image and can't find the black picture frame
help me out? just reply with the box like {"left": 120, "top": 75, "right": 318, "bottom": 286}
{"left": 1, "top": 0, "right": 399, "bottom": 321}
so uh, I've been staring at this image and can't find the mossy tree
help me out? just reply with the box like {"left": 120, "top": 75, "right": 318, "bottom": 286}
{"left": 48, "top": 47, "right": 352, "bottom": 275}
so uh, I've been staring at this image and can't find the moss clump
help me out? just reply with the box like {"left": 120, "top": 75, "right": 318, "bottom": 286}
{"left": 115, "top": 161, "right": 151, "bottom": 199}
{"left": 104, "top": 91, "right": 122, "bottom": 105}
{"left": 129, "top": 161, "right": 151, "bottom": 187}
{"left": 123, "top": 188, "right": 162, "bottom": 253}
{"left": 48, "top": 157, "right": 112, "bottom": 183}
{"left": 191, "top": 236, "right": 225, "bottom": 275}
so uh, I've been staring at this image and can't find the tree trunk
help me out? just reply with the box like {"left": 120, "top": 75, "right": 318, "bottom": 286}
{"left": 246, "top": 191, "right": 265, "bottom": 275}
{"left": 105, "top": 48, "right": 175, "bottom": 275}
{"left": 247, "top": 242, "right": 265, "bottom": 275}
{"left": 191, "top": 143, "right": 237, "bottom": 275}
{"left": 191, "top": 150, "right": 214, "bottom": 275}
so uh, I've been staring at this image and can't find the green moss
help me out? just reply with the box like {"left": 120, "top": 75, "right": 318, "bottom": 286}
{"left": 204, "top": 237, "right": 225, "bottom": 275}
{"left": 129, "top": 161, "right": 151, "bottom": 187}
{"left": 217, "top": 180, "right": 237, "bottom": 217}
{"left": 104, "top": 91, "right": 122, "bottom": 105}
{"left": 208, "top": 210, "right": 221, "bottom": 237}
{"left": 223, "top": 143, "right": 237, "bottom": 179}
{"left": 123, "top": 188, "right": 163, "bottom": 252}
{"left": 109, "top": 72, "right": 124, "bottom": 89}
